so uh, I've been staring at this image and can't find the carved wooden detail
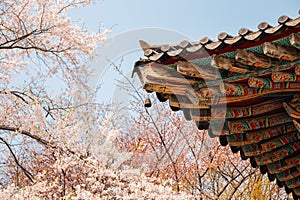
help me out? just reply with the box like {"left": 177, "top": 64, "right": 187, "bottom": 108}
{"left": 235, "top": 49, "right": 275, "bottom": 68}
{"left": 133, "top": 19, "right": 300, "bottom": 196}
{"left": 263, "top": 42, "right": 300, "bottom": 61}
{"left": 211, "top": 54, "right": 250, "bottom": 73}
{"left": 271, "top": 71, "right": 297, "bottom": 82}
{"left": 177, "top": 60, "right": 219, "bottom": 80}
{"left": 283, "top": 102, "right": 300, "bottom": 119}
{"left": 290, "top": 33, "right": 300, "bottom": 50}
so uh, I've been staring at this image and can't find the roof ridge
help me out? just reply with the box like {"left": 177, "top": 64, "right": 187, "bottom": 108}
{"left": 139, "top": 10, "right": 300, "bottom": 62}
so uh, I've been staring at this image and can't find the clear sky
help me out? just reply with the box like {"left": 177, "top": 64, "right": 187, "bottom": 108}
{"left": 68, "top": 0, "right": 300, "bottom": 103}
{"left": 70, "top": 0, "right": 299, "bottom": 40}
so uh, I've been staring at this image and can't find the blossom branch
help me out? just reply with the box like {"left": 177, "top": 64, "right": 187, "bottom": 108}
{"left": 0, "top": 137, "right": 34, "bottom": 182}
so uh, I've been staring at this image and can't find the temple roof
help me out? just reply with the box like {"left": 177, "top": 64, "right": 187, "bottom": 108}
{"left": 133, "top": 10, "right": 300, "bottom": 199}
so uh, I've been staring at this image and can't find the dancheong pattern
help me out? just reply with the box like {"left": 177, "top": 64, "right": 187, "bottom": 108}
{"left": 133, "top": 11, "right": 300, "bottom": 199}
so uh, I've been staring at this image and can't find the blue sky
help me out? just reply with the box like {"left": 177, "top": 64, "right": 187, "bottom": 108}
{"left": 70, "top": 0, "right": 299, "bottom": 40}
{"left": 68, "top": 0, "right": 300, "bottom": 103}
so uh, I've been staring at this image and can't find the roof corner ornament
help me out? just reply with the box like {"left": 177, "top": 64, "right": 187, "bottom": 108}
{"left": 139, "top": 40, "right": 151, "bottom": 51}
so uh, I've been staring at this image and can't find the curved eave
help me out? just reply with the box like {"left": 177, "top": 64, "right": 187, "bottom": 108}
{"left": 139, "top": 15, "right": 300, "bottom": 64}
{"left": 133, "top": 11, "right": 300, "bottom": 199}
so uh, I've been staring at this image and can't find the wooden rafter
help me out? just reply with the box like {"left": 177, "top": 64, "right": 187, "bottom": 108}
{"left": 133, "top": 12, "right": 300, "bottom": 197}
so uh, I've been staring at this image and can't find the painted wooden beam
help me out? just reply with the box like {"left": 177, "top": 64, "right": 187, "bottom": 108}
{"left": 267, "top": 155, "right": 300, "bottom": 174}
{"left": 276, "top": 167, "right": 300, "bottom": 182}
{"left": 290, "top": 33, "right": 300, "bottom": 50}
{"left": 168, "top": 94, "right": 210, "bottom": 109}
{"left": 227, "top": 113, "right": 292, "bottom": 134}
{"left": 242, "top": 131, "right": 300, "bottom": 157}
{"left": 271, "top": 71, "right": 297, "bottom": 82}
{"left": 224, "top": 61, "right": 300, "bottom": 84}
{"left": 255, "top": 141, "right": 300, "bottom": 165}
{"left": 222, "top": 83, "right": 254, "bottom": 96}
{"left": 263, "top": 42, "right": 300, "bottom": 61}
{"left": 283, "top": 103, "right": 300, "bottom": 119}
{"left": 235, "top": 49, "right": 276, "bottom": 68}
{"left": 211, "top": 54, "right": 250, "bottom": 73}
{"left": 249, "top": 78, "right": 300, "bottom": 89}
{"left": 227, "top": 99, "right": 283, "bottom": 119}
{"left": 227, "top": 122, "right": 296, "bottom": 146}
{"left": 177, "top": 61, "right": 219, "bottom": 80}
{"left": 286, "top": 176, "right": 300, "bottom": 189}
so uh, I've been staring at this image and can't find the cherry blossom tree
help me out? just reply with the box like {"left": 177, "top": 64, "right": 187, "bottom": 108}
{"left": 0, "top": 0, "right": 191, "bottom": 199}
{"left": 116, "top": 88, "right": 292, "bottom": 200}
